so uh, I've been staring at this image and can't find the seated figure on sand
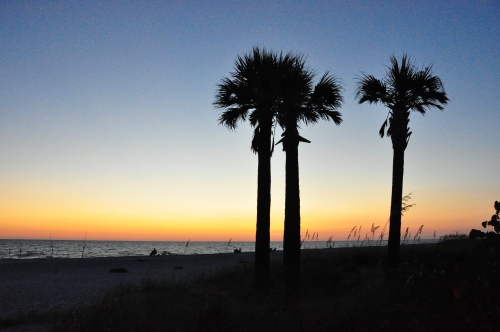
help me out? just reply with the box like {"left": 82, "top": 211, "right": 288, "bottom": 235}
{"left": 150, "top": 248, "right": 157, "bottom": 256}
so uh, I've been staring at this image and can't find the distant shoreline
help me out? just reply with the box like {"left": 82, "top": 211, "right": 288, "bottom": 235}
{"left": 0, "top": 238, "right": 440, "bottom": 260}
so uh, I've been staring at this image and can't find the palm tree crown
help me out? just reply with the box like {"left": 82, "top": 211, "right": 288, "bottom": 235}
{"left": 276, "top": 67, "right": 344, "bottom": 150}
{"left": 215, "top": 48, "right": 299, "bottom": 153}
{"left": 356, "top": 54, "right": 448, "bottom": 149}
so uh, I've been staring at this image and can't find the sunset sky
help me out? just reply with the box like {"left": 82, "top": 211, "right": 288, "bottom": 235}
{"left": 1, "top": 1, "right": 499, "bottom": 241}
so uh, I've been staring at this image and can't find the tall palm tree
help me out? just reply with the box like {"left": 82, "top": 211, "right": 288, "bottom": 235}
{"left": 214, "top": 47, "right": 298, "bottom": 286}
{"left": 355, "top": 54, "right": 448, "bottom": 268}
{"left": 276, "top": 58, "right": 343, "bottom": 289}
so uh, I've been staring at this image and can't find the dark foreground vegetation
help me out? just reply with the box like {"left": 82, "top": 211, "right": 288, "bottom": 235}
{"left": 4, "top": 238, "right": 500, "bottom": 331}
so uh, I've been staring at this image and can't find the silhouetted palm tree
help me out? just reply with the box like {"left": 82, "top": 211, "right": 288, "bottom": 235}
{"left": 355, "top": 54, "right": 448, "bottom": 268}
{"left": 214, "top": 47, "right": 298, "bottom": 286}
{"left": 276, "top": 58, "right": 343, "bottom": 289}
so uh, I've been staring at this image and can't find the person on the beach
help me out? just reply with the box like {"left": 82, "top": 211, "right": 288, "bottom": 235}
{"left": 150, "top": 248, "right": 157, "bottom": 256}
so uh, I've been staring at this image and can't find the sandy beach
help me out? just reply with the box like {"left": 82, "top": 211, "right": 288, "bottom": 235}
{"left": 0, "top": 252, "right": 268, "bottom": 320}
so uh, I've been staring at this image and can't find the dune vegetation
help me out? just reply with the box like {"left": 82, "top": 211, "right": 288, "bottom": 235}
{"left": 3, "top": 237, "right": 499, "bottom": 331}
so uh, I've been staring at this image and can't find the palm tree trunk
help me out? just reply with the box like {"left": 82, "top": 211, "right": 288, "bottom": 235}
{"left": 283, "top": 135, "right": 301, "bottom": 291}
{"left": 388, "top": 147, "right": 405, "bottom": 268}
{"left": 255, "top": 119, "right": 272, "bottom": 286}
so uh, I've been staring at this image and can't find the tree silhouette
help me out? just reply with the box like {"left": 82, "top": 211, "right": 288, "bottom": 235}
{"left": 214, "top": 47, "right": 299, "bottom": 286}
{"left": 355, "top": 54, "right": 448, "bottom": 268}
{"left": 480, "top": 200, "right": 500, "bottom": 233}
{"left": 275, "top": 58, "right": 343, "bottom": 290}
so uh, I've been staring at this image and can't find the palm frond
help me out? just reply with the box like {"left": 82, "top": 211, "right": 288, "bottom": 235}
{"left": 251, "top": 126, "right": 260, "bottom": 153}
{"left": 355, "top": 74, "right": 387, "bottom": 105}
{"left": 311, "top": 72, "right": 343, "bottom": 109}
{"left": 410, "top": 66, "right": 449, "bottom": 114}
{"left": 379, "top": 118, "right": 388, "bottom": 138}
{"left": 323, "top": 110, "right": 343, "bottom": 125}
{"left": 218, "top": 107, "right": 250, "bottom": 129}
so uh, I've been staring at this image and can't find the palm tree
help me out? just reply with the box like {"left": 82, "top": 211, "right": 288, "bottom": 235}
{"left": 276, "top": 58, "right": 343, "bottom": 289}
{"left": 214, "top": 47, "right": 298, "bottom": 286}
{"left": 355, "top": 54, "right": 448, "bottom": 268}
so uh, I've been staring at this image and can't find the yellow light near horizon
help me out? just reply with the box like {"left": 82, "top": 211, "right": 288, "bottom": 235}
{"left": 0, "top": 209, "right": 260, "bottom": 241}
{"left": 1, "top": 181, "right": 493, "bottom": 242}
{"left": 0, "top": 210, "right": 485, "bottom": 242}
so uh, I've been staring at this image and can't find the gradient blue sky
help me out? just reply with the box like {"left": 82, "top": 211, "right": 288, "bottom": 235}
{"left": 1, "top": 0, "right": 499, "bottom": 241}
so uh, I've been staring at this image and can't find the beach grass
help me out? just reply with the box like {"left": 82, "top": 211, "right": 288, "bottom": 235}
{"left": 3, "top": 238, "right": 500, "bottom": 331}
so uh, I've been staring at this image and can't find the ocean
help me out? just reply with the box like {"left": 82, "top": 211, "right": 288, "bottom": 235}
{"left": 0, "top": 238, "right": 439, "bottom": 259}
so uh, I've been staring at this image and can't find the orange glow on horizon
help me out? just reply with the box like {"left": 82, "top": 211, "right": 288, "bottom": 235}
{"left": 1, "top": 208, "right": 485, "bottom": 242}
{"left": 1, "top": 185, "right": 493, "bottom": 242}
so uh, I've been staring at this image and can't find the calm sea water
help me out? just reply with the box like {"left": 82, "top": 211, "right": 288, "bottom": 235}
{"left": 0, "top": 238, "right": 438, "bottom": 259}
